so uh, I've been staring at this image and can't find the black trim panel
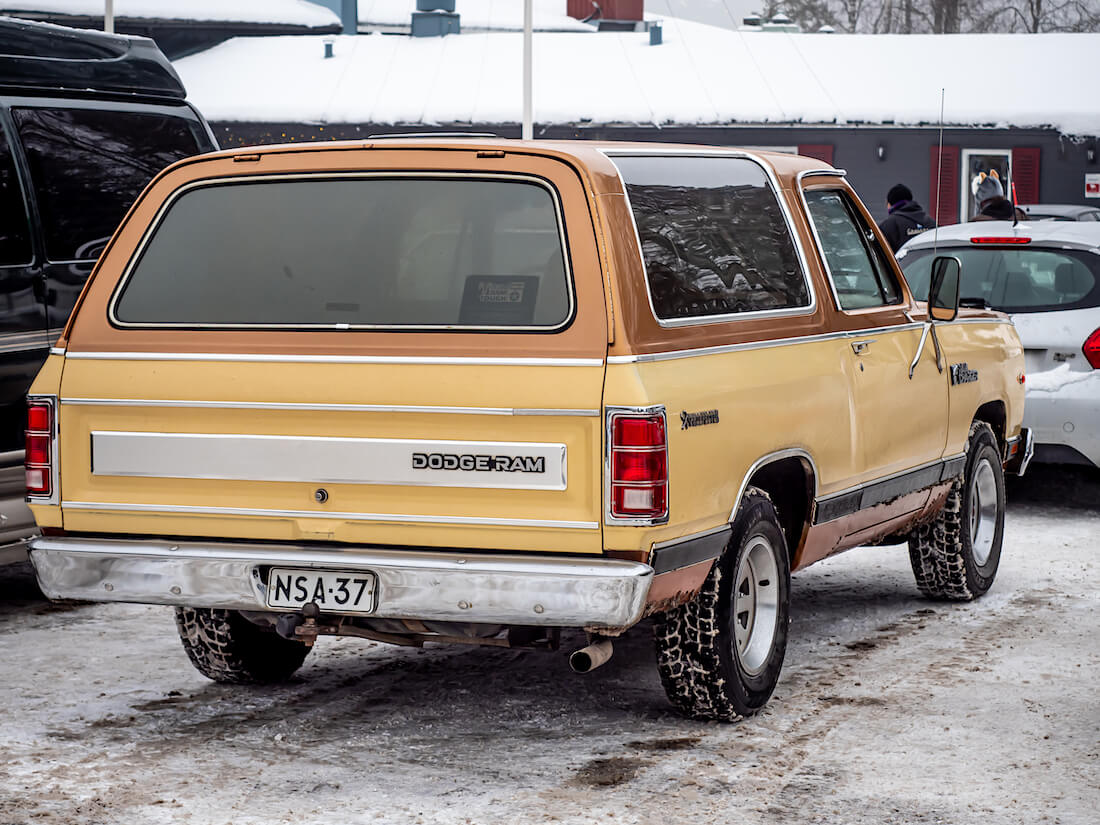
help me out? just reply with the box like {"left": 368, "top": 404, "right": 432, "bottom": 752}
{"left": 813, "top": 456, "right": 962, "bottom": 525}
{"left": 650, "top": 527, "right": 731, "bottom": 575}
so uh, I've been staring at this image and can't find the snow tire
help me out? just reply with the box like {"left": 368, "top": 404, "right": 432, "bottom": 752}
{"left": 174, "top": 607, "right": 311, "bottom": 684}
{"left": 653, "top": 486, "right": 791, "bottom": 722}
{"left": 908, "top": 421, "right": 1005, "bottom": 601}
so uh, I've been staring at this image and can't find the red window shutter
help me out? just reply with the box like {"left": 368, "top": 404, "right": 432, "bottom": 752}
{"left": 1011, "top": 147, "right": 1041, "bottom": 205}
{"left": 929, "top": 144, "right": 960, "bottom": 226}
{"left": 798, "top": 144, "right": 834, "bottom": 165}
{"left": 567, "top": 0, "right": 594, "bottom": 19}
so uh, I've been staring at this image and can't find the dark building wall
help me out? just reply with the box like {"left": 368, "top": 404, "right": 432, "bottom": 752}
{"left": 211, "top": 121, "right": 1099, "bottom": 223}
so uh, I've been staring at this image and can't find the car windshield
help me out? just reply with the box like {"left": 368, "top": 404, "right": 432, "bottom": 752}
{"left": 900, "top": 246, "right": 1100, "bottom": 313}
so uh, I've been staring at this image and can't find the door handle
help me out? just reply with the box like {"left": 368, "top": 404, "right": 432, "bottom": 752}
{"left": 850, "top": 339, "right": 875, "bottom": 355}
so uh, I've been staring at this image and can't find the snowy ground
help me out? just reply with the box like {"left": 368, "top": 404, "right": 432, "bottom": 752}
{"left": 1, "top": 465, "right": 1096, "bottom": 825}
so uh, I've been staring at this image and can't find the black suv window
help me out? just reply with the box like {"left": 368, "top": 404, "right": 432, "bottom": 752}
{"left": 0, "top": 125, "right": 31, "bottom": 266}
{"left": 804, "top": 189, "right": 901, "bottom": 310}
{"left": 113, "top": 175, "right": 573, "bottom": 330}
{"left": 12, "top": 107, "right": 203, "bottom": 262}
{"left": 614, "top": 155, "right": 809, "bottom": 321}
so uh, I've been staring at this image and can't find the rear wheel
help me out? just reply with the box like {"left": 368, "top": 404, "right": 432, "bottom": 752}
{"left": 908, "top": 421, "right": 1005, "bottom": 600}
{"left": 174, "top": 607, "right": 311, "bottom": 684}
{"left": 653, "top": 487, "right": 791, "bottom": 722}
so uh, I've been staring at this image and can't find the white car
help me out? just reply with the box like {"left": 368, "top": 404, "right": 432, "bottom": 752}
{"left": 898, "top": 221, "right": 1100, "bottom": 468}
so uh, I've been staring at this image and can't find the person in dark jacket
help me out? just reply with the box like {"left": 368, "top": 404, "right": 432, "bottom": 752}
{"left": 878, "top": 184, "right": 936, "bottom": 253}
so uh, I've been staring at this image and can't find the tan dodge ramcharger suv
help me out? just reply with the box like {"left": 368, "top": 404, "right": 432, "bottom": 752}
{"left": 25, "top": 139, "right": 1032, "bottom": 721}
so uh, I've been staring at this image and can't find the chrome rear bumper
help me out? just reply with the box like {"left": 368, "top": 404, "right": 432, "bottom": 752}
{"left": 29, "top": 536, "right": 653, "bottom": 630}
{"left": 1005, "top": 427, "right": 1035, "bottom": 477}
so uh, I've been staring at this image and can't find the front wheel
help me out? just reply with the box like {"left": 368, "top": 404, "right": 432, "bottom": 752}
{"left": 908, "top": 421, "right": 1005, "bottom": 600}
{"left": 654, "top": 487, "right": 791, "bottom": 722}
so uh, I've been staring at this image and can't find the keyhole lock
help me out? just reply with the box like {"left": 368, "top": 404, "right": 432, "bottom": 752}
{"left": 314, "top": 488, "right": 329, "bottom": 503}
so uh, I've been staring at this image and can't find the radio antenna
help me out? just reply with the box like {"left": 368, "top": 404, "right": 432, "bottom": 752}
{"left": 932, "top": 88, "right": 944, "bottom": 259}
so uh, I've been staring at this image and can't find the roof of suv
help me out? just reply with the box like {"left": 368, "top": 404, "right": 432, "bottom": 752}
{"left": 898, "top": 220, "right": 1100, "bottom": 255}
{"left": 0, "top": 17, "right": 186, "bottom": 100}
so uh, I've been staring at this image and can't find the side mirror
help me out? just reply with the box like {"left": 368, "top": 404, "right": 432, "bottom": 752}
{"left": 928, "top": 255, "right": 961, "bottom": 322}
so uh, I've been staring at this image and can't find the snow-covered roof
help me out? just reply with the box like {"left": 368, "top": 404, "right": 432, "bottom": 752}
{"left": 357, "top": 0, "right": 595, "bottom": 33}
{"left": 0, "top": 0, "right": 339, "bottom": 27}
{"left": 174, "top": 20, "right": 1100, "bottom": 135}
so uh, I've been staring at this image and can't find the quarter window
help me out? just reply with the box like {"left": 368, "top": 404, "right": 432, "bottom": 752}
{"left": 0, "top": 125, "right": 31, "bottom": 266}
{"left": 614, "top": 155, "right": 809, "bottom": 321}
{"left": 12, "top": 107, "right": 204, "bottom": 262}
{"left": 804, "top": 189, "right": 901, "bottom": 310}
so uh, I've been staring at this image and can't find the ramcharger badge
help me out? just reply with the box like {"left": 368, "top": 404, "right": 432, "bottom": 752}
{"left": 413, "top": 453, "right": 546, "bottom": 473}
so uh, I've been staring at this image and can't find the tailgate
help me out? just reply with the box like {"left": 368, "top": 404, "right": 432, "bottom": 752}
{"left": 55, "top": 151, "right": 610, "bottom": 554}
{"left": 57, "top": 357, "right": 605, "bottom": 553}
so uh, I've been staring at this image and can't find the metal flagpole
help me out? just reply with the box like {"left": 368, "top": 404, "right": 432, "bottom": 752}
{"left": 104, "top": 0, "right": 113, "bottom": 33}
{"left": 522, "top": 0, "right": 533, "bottom": 140}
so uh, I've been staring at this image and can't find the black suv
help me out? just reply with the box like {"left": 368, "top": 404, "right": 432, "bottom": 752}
{"left": 0, "top": 18, "right": 217, "bottom": 557}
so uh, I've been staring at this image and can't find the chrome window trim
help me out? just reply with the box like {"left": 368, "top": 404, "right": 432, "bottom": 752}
{"left": 62, "top": 398, "right": 600, "bottom": 417}
{"left": 60, "top": 500, "right": 599, "bottom": 531}
{"left": 606, "top": 323, "right": 925, "bottom": 365}
{"left": 797, "top": 170, "right": 904, "bottom": 313}
{"left": 604, "top": 404, "right": 669, "bottom": 527}
{"left": 49, "top": 347, "right": 66, "bottom": 356}
{"left": 61, "top": 351, "right": 604, "bottom": 367}
{"left": 727, "top": 448, "right": 820, "bottom": 523}
{"left": 25, "top": 394, "right": 60, "bottom": 506}
{"left": 601, "top": 150, "right": 818, "bottom": 328}
{"left": 107, "top": 171, "right": 577, "bottom": 333}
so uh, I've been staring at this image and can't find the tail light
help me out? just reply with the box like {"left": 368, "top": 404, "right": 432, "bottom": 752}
{"left": 25, "top": 397, "right": 56, "bottom": 500}
{"left": 1084, "top": 327, "right": 1100, "bottom": 370}
{"left": 607, "top": 407, "right": 668, "bottom": 523}
{"left": 970, "top": 236, "right": 1030, "bottom": 244}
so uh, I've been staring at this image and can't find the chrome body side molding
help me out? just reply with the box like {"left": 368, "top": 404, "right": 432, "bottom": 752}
{"left": 60, "top": 500, "right": 599, "bottom": 530}
{"left": 62, "top": 398, "right": 599, "bottom": 417}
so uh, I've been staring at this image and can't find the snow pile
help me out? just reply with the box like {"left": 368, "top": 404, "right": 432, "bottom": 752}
{"left": 358, "top": 0, "right": 595, "bottom": 32}
{"left": 174, "top": 21, "right": 1100, "bottom": 134}
{"left": 1024, "top": 362, "right": 1099, "bottom": 393}
{"left": 0, "top": 0, "right": 339, "bottom": 26}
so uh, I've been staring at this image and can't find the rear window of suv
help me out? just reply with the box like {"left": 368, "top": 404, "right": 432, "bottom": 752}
{"left": 112, "top": 175, "right": 573, "bottom": 330}
{"left": 901, "top": 246, "right": 1100, "bottom": 313}
{"left": 612, "top": 155, "right": 810, "bottom": 323}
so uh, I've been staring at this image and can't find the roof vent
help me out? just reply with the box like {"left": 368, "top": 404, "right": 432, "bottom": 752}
{"left": 411, "top": 0, "right": 460, "bottom": 37}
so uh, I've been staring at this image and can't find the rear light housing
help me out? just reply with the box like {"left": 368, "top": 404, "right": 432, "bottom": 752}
{"left": 1084, "top": 327, "right": 1100, "bottom": 370}
{"left": 606, "top": 406, "right": 668, "bottom": 524}
{"left": 25, "top": 396, "right": 57, "bottom": 502}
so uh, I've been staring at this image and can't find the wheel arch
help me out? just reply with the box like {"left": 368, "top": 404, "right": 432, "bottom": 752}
{"left": 972, "top": 400, "right": 1007, "bottom": 450}
{"left": 729, "top": 449, "right": 818, "bottom": 564}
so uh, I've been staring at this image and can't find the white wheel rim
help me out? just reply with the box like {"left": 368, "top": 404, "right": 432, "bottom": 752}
{"left": 733, "top": 535, "right": 780, "bottom": 676}
{"left": 969, "top": 457, "right": 998, "bottom": 567}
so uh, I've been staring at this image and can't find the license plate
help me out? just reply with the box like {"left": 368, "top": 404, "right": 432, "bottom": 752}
{"left": 266, "top": 569, "right": 377, "bottom": 614}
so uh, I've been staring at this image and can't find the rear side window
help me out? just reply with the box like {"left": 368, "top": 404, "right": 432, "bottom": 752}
{"left": 613, "top": 155, "right": 809, "bottom": 322}
{"left": 901, "top": 246, "right": 1100, "bottom": 313}
{"left": 113, "top": 175, "right": 573, "bottom": 330}
{"left": 12, "top": 107, "right": 205, "bottom": 262}
{"left": 0, "top": 125, "right": 31, "bottom": 266}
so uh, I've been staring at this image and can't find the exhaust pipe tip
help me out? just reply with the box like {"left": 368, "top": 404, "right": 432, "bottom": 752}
{"left": 569, "top": 639, "right": 613, "bottom": 673}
